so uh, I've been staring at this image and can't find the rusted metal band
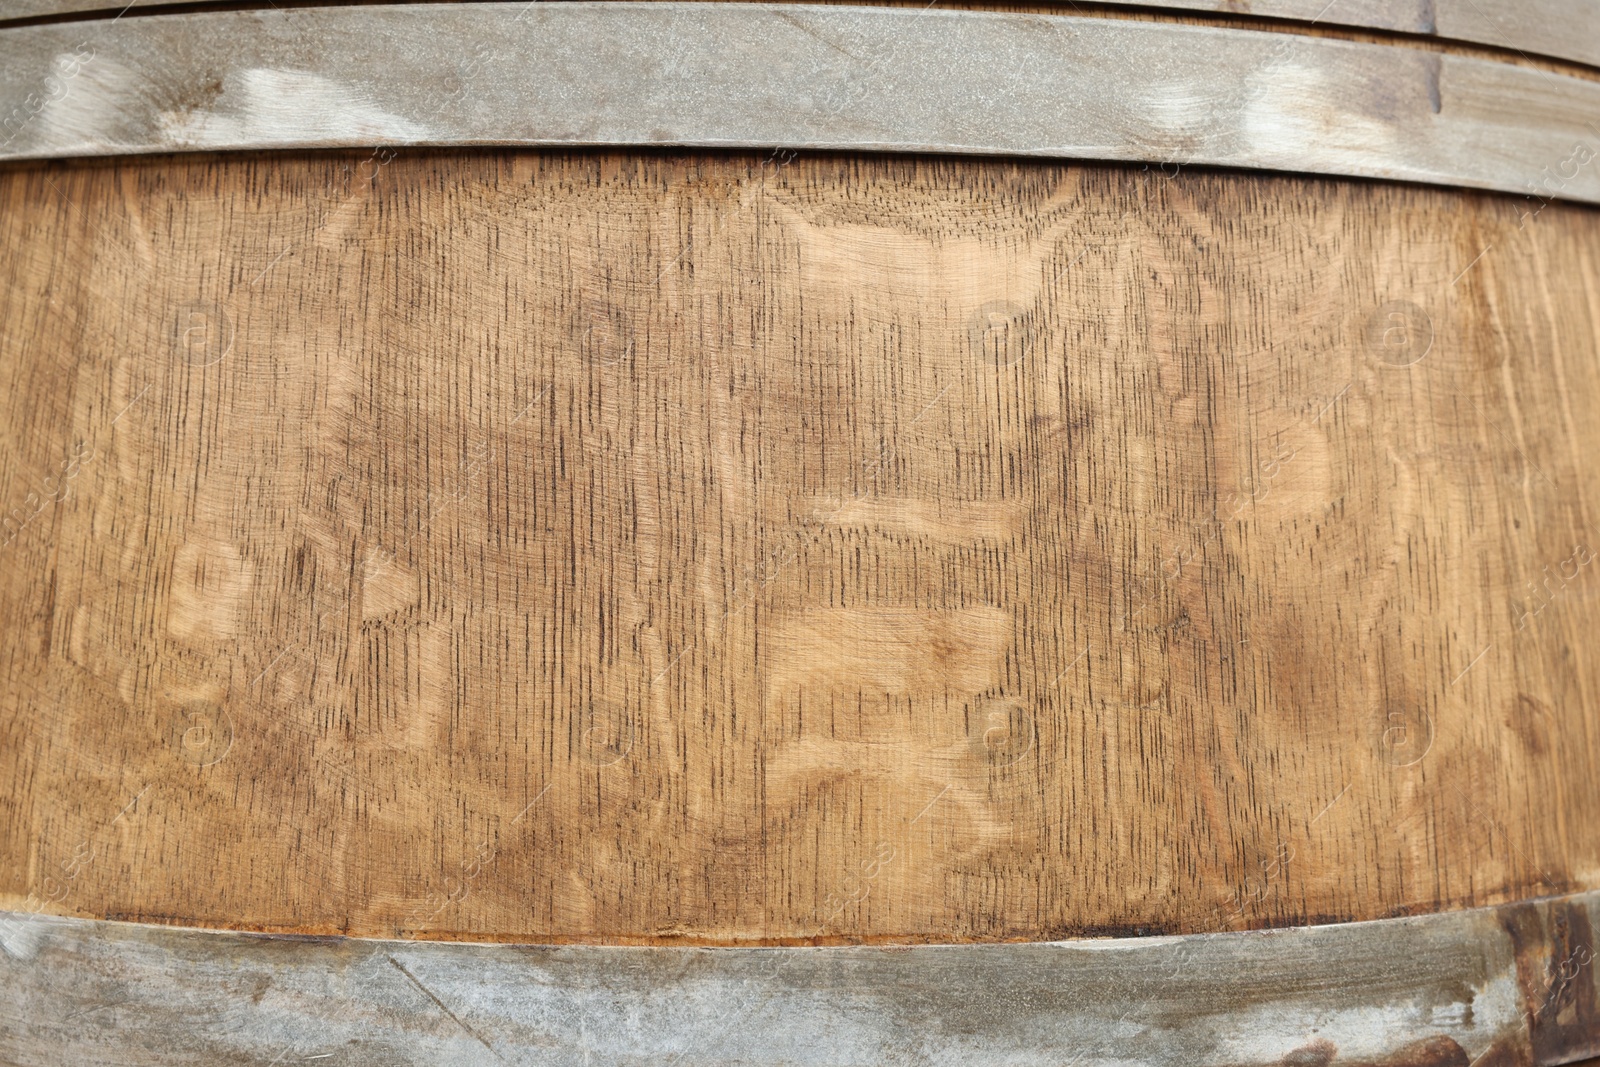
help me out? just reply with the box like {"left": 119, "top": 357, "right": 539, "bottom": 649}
{"left": 6, "top": 0, "right": 1600, "bottom": 72}
{"left": 2, "top": 890, "right": 1598, "bottom": 1065}
{"left": 2, "top": 3, "right": 1600, "bottom": 207}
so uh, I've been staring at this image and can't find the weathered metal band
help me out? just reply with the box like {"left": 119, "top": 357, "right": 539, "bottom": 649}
{"left": 1, "top": 891, "right": 1597, "bottom": 1065}
{"left": 6, "top": 0, "right": 1600, "bottom": 72}
{"left": 1146, "top": 0, "right": 1600, "bottom": 69}
{"left": 2, "top": 3, "right": 1600, "bottom": 207}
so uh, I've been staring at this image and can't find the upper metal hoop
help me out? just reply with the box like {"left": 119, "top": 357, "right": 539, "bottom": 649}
{"left": 2, "top": 2, "right": 1599, "bottom": 206}
{"left": 6, "top": 0, "right": 1600, "bottom": 71}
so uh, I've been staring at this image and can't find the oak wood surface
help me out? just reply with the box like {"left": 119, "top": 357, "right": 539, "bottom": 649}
{"left": 0, "top": 149, "right": 1596, "bottom": 945}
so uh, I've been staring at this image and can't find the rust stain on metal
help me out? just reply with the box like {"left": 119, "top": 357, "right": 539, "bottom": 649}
{"left": 1502, "top": 898, "right": 1600, "bottom": 1065}
{"left": 1362, "top": 1036, "right": 1471, "bottom": 1067}
{"left": 1456, "top": 1035, "right": 1527, "bottom": 1067}
{"left": 1279, "top": 1038, "right": 1337, "bottom": 1066}
{"left": 1280, "top": 1036, "right": 1474, "bottom": 1067}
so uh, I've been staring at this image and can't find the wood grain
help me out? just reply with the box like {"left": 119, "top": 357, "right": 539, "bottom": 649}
{"left": 0, "top": 149, "right": 1597, "bottom": 945}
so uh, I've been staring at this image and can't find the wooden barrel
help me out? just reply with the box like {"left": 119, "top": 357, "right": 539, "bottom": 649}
{"left": 1, "top": 2, "right": 1598, "bottom": 1064}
